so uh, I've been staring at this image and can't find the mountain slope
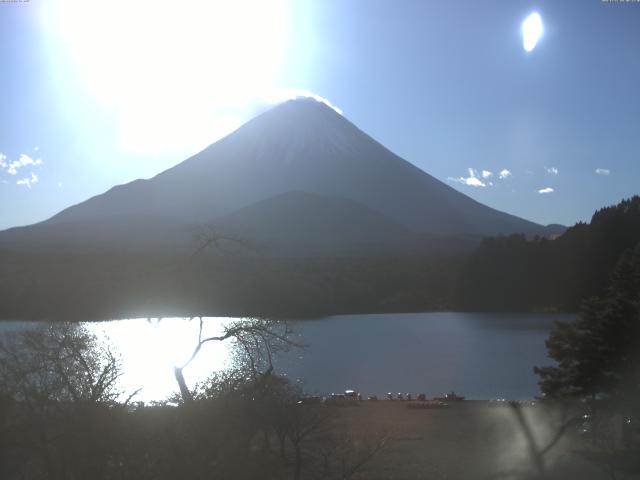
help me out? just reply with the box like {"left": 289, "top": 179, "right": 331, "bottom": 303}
{"left": 214, "top": 190, "right": 425, "bottom": 256}
{"left": 0, "top": 97, "right": 559, "bottom": 254}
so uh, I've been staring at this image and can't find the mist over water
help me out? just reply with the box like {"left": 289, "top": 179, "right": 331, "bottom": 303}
{"left": 0, "top": 313, "right": 570, "bottom": 403}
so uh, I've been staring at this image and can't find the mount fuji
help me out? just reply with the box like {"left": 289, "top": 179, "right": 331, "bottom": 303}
{"left": 0, "top": 98, "right": 562, "bottom": 255}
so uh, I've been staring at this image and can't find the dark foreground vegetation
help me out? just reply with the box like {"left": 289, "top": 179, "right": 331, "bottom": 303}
{"left": 0, "top": 321, "right": 390, "bottom": 480}
{"left": 0, "top": 196, "right": 638, "bottom": 320}
{"left": 2, "top": 320, "right": 640, "bottom": 480}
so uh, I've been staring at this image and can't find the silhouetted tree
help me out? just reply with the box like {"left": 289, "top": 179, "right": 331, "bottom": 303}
{"left": 173, "top": 317, "right": 298, "bottom": 403}
{"left": 0, "top": 323, "right": 127, "bottom": 479}
{"left": 528, "top": 242, "right": 640, "bottom": 478}
{"left": 456, "top": 196, "right": 640, "bottom": 312}
{"left": 534, "top": 243, "right": 640, "bottom": 401}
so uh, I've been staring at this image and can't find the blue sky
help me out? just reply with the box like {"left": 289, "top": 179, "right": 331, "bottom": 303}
{"left": 1, "top": 0, "right": 639, "bottom": 230}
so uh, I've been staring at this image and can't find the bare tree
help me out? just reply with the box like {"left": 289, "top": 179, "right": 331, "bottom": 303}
{"left": 0, "top": 323, "right": 123, "bottom": 404}
{"left": 171, "top": 225, "right": 297, "bottom": 402}
{"left": 0, "top": 323, "right": 127, "bottom": 479}
{"left": 173, "top": 317, "right": 298, "bottom": 403}
{"left": 310, "top": 430, "right": 389, "bottom": 480}
{"left": 190, "top": 223, "right": 250, "bottom": 259}
{"left": 279, "top": 404, "right": 331, "bottom": 480}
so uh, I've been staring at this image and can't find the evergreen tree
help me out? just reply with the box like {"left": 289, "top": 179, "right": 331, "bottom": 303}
{"left": 534, "top": 243, "right": 640, "bottom": 401}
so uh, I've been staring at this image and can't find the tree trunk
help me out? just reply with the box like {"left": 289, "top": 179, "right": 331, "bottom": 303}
{"left": 174, "top": 367, "right": 193, "bottom": 403}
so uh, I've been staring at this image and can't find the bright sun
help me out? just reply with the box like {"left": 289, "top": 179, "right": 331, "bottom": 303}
{"left": 46, "top": 0, "right": 291, "bottom": 154}
{"left": 522, "top": 12, "right": 543, "bottom": 53}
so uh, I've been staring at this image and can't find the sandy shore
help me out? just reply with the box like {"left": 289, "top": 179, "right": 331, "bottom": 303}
{"left": 323, "top": 400, "right": 621, "bottom": 480}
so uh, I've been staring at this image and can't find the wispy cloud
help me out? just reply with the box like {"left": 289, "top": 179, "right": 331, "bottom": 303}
{"left": 538, "top": 187, "right": 554, "bottom": 194}
{"left": 6, "top": 154, "right": 43, "bottom": 175}
{"left": 16, "top": 172, "right": 39, "bottom": 189}
{"left": 481, "top": 170, "right": 493, "bottom": 179}
{"left": 595, "top": 168, "right": 610, "bottom": 176}
{"left": 2, "top": 153, "right": 44, "bottom": 189}
{"left": 448, "top": 168, "right": 487, "bottom": 187}
{"left": 545, "top": 167, "right": 559, "bottom": 175}
{"left": 499, "top": 169, "right": 512, "bottom": 179}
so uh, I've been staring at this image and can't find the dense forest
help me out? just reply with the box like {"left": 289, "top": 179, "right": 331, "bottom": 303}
{"left": 0, "top": 251, "right": 460, "bottom": 320}
{"left": 0, "top": 196, "right": 638, "bottom": 320}
{"left": 455, "top": 196, "right": 640, "bottom": 312}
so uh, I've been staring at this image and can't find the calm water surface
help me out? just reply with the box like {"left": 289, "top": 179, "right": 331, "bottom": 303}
{"left": 0, "top": 313, "right": 572, "bottom": 402}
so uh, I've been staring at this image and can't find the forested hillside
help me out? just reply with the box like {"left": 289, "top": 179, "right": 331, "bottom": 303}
{"left": 455, "top": 196, "right": 640, "bottom": 311}
{"left": 1, "top": 197, "right": 637, "bottom": 320}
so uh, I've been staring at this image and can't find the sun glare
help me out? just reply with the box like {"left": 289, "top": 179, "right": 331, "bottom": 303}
{"left": 522, "top": 12, "right": 543, "bottom": 53}
{"left": 46, "top": 0, "right": 291, "bottom": 154}
{"left": 88, "top": 318, "right": 234, "bottom": 402}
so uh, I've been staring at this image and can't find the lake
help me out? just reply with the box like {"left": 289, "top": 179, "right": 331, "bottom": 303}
{"left": 0, "top": 312, "right": 571, "bottom": 402}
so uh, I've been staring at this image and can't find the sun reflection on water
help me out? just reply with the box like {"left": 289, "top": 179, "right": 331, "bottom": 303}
{"left": 86, "top": 317, "right": 238, "bottom": 403}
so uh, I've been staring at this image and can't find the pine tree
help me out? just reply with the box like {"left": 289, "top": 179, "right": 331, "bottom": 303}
{"left": 534, "top": 243, "right": 640, "bottom": 401}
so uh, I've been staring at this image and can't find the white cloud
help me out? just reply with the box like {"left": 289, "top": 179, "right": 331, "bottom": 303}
{"left": 538, "top": 187, "right": 554, "bottom": 194}
{"left": 545, "top": 167, "right": 559, "bottom": 175}
{"left": 448, "top": 168, "right": 487, "bottom": 187}
{"left": 16, "top": 172, "right": 39, "bottom": 189}
{"left": 6, "top": 154, "right": 43, "bottom": 175}
{"left": 0, "top": 153, "right": 6, "bottom": 169}
{"left": 595, "top": 168, "right": 610, "bottom": 176}
{"left": 463, "top": 176, "right": 486, "bottom": 187}
{"left": 34, "top": 146, "right": 40, "bottom": 152}
{"left": 481, "top": 170, "right": 493, "bottom": 178}
{"left": 499, "top": 169, "right": 512, "bottom": 179}
{"left": 58, "top": 181, "right": 63, "bottom": 188}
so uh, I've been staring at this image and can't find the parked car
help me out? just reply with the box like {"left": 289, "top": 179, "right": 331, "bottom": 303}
{"left": 325, "top": 390, "right": 360, "bottom": 406}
